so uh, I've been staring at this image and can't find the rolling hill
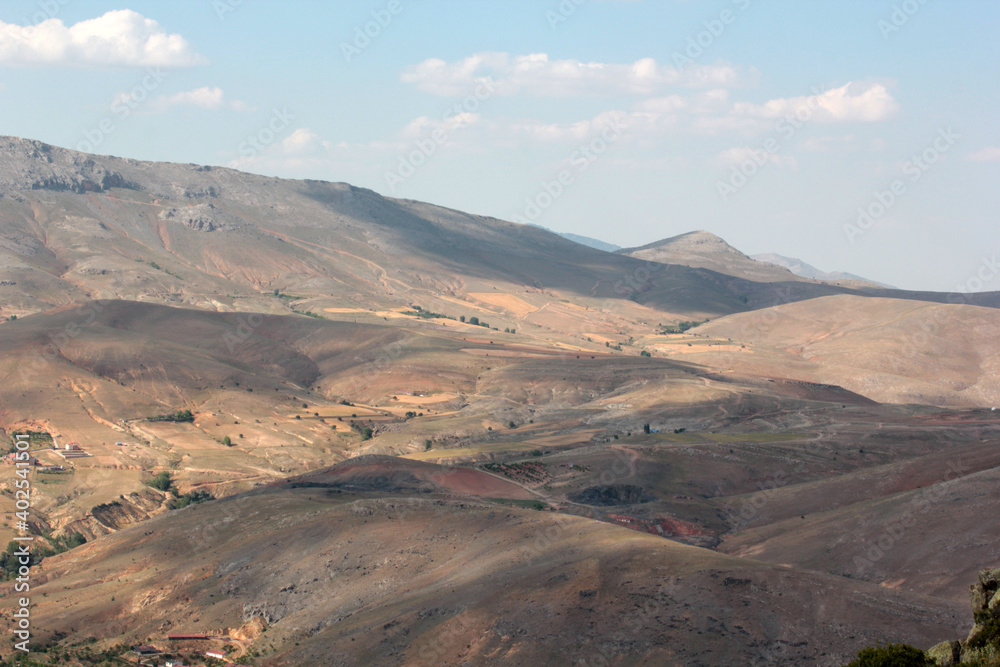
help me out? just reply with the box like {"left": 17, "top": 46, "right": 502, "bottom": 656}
{"left": 2, "top": 136, "right": 1000, "bottom": 665}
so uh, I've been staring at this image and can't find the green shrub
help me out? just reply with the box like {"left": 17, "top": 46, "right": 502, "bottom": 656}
{"left": 148, "top": 409, "right": 194, "bottom": 423}
{"left": 844, "top": 643, "right": 933, "bottom": 666}
{"left": 146, "top": 471, "right": 174, "bottom": 492}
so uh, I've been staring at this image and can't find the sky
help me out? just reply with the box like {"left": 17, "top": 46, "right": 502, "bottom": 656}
{"left": 0, "top": 0, "right": 998, "bottom": 292}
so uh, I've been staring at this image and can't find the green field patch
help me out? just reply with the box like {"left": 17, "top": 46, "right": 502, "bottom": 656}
{"left": 9, "top": 430, "right": 54, "bottom": 448}
{"left": 486, "top": 497, "right": 547, "bottom": 511}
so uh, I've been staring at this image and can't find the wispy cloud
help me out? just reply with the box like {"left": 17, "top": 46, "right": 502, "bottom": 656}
{"left": 733, "top": 82, "right": 898, "bottom": 122}
{"left": 965, "top": 146, "right": 1000, "bottom": 162}
{"left": 111, "top": 86, "right": 249, "bottom": 113}
{"left": 0, "top": 10, "right": 205, "bottom": 67}
{"left": 401, "top": 52, "right": 756, "bottom": 97}
{"left": 157, "top": 86, "right": 248, "bottom": 111}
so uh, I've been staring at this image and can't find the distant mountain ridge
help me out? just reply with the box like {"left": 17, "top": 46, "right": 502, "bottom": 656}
{"left": 0, "top": 136, "right": 995, "bottom": 326}
{"left": 618, "top": 230, "right": 807, "bottom": 284}
{"left": 752, "top": 252, "right": 893, "bottom": 288}
{"left": 557, "top": 232, "right": 621, "bottom": 252}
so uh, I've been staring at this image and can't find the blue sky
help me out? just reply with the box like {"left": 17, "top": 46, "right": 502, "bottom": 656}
{"left": 1, "top": 0, "right": 998, "bottom": 291}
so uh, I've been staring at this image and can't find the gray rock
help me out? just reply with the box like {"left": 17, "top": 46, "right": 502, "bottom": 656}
{"left": 927, "top": 640, "right": 960, "bottom": 666}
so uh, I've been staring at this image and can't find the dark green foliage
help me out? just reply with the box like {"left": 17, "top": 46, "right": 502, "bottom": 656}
{"left": 404, "top": 309, "right": 449, "bottom": 319}
{"left": 169, "top": 489, "right": 215, "bottom": 510}
{"left": 660, "top": 319, "right": 708, "bottom": 334}
{"left": 640, "top": 350, "right": 651, "bottom": 357}
{"left": 91, "top": 501, "right": 122, "bottom": 513}
{"left": 12, "top": 430, "right": 54, "bottom": 448}
{"left": 844, "top": 643, "right": 933, "bottom": 666}
{"left": 148, "top": 409, "right": 194, "bottom": 423}
{"left": 146, "top": 471, "right": 174, "bottom": 491}
{"left": 468, "top": 316, "right": 480, "bottom": 326}
{"left": 2, "top": 532, "right": 87, "bottom": 580}
{"left": 969, "top": 607, "right": 1000, "bottom": 650}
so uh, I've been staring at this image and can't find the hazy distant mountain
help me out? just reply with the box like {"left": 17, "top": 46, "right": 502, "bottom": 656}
{"left": 557, "top": 232, "right": 621, "bottom": 252}
{"left": 752, "top": 252, "right": 893, "bottom": 288}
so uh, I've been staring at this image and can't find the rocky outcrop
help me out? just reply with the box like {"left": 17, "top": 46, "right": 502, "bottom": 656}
{"left": 60, "top": 490, "right": 172, "bottom": 541}
{"left": 158, "top": 203, "right": 239, "bottom": 232}
{"left": 927, "top": 568, "right": 1000, "bottom": 665}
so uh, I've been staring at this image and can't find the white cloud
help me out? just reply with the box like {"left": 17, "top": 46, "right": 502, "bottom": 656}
{"left": 966, "top": 147, "right": 1000, "bottom": 162}
{"left": 733, "top": 82, "right": 898, "bottom": 123}
{"left": 281, "top": 128, "right": 330, "bottom": 155}
{"left": 159, "top": 86, "right": 225, "bottom": 109}
{"left": 401, "top": 52, "right": 755, "bottom": 97}
{"left": 0, "top": 10, "right": 205, "bottom": 66}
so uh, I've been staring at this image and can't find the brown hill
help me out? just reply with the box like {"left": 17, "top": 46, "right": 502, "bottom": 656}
{"left": 690, "top": 294, "right": 1000, "bottom": 407}
{"left": 620, "top": 230, "right": 806, "bottom": 284}
{"left": 3, "top": 137, "right": 999, "bottom": 330}
{"left": 9, "top": 457, "right": 969, "bottom": 666}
